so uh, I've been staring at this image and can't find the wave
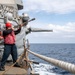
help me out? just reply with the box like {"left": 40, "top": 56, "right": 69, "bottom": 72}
{"left": 32, "top": 63, "right": 61, "bottom": 75}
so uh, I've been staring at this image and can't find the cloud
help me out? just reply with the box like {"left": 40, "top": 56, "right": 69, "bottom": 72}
{"left": 22, "top": 0, "right": 75, "bottom": 14}
{"left": 48, "top": 22, "right": 75, "bottom": 33}
{"left": 45, "top": 22, "right": 75, "bottom": 38}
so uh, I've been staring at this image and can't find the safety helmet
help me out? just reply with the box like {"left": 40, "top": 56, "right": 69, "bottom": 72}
{"left": 5, "top": 22, "right": 12, "bottom": 28}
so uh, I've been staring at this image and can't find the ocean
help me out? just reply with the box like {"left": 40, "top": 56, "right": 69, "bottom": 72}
{"left": 28, "top": 44, "right": 75, "bottom": 75}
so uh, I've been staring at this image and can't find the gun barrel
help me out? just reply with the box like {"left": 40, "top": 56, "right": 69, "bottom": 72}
{"left": 31, "top": 28, "right": 53, "bottom": 32}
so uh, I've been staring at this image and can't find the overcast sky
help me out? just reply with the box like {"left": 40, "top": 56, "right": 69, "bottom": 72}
{"left": 19, "top": 0, "right": 75, "bottom": 43}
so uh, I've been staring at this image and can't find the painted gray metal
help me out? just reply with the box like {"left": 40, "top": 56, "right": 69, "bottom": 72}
{"left": 0, "top": 0, "right": 23, "bottom": 10}
{"left": 0, "top": 0, "right": 15, "bottom": 4}
{"left": 15, "top": 0, "right": 23, "bottom": 10}
{"left": 16, "top": 0, "right": 23, "bottom": 6}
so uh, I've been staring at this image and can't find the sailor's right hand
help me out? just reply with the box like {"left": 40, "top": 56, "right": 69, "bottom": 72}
{"left": 22, "top": 21, "right": 28, "bottom": 27}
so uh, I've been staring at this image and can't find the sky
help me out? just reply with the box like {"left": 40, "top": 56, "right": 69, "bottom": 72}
{"left": 19, "top": 0, "right": 75, "bottom": 43}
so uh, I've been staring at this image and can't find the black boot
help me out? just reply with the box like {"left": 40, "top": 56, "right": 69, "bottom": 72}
{"left": 0, "top": 66, "right": 5, "bottom": 71}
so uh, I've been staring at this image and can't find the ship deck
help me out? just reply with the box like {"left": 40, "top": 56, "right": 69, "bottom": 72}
{"left": 0, "top": 62, "right": 30, "bottom": 75}
{"left": 0, "top": 65, "right": 27, "bottom": 75}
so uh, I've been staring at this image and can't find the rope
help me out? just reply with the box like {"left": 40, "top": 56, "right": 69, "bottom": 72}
{"left": 27, "top": 49, "right": 75, "bottom": 74}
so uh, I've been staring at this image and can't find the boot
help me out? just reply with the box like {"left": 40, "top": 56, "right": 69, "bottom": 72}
{"left": 0, "top": 66, "right": 5, "bottom": 71}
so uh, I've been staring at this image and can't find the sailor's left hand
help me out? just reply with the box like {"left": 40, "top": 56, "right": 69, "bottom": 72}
{"left": 11, "top": 27, "right": 14, "bottom": 30}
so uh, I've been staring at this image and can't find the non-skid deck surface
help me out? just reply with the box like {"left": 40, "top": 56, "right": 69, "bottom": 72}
{"left": 0, "top": 65, "right": 27, "bottom": 75}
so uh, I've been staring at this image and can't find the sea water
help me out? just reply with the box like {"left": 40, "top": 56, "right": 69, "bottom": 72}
{"left": 29, "top": 44, "right": 75, "bottom": 75}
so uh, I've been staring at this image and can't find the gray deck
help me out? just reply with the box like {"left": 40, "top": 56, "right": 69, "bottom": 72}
{"left": 0, "top": 65, "right": 27, "bottom": 75}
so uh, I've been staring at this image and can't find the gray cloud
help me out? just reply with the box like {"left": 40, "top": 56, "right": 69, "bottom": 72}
{"left": 22, "top": 0, "right": 75, "bottom": 14}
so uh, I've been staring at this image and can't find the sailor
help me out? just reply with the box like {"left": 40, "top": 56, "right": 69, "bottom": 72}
{"left": 0, "top": 22, "right": 23, "bottom": 71}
